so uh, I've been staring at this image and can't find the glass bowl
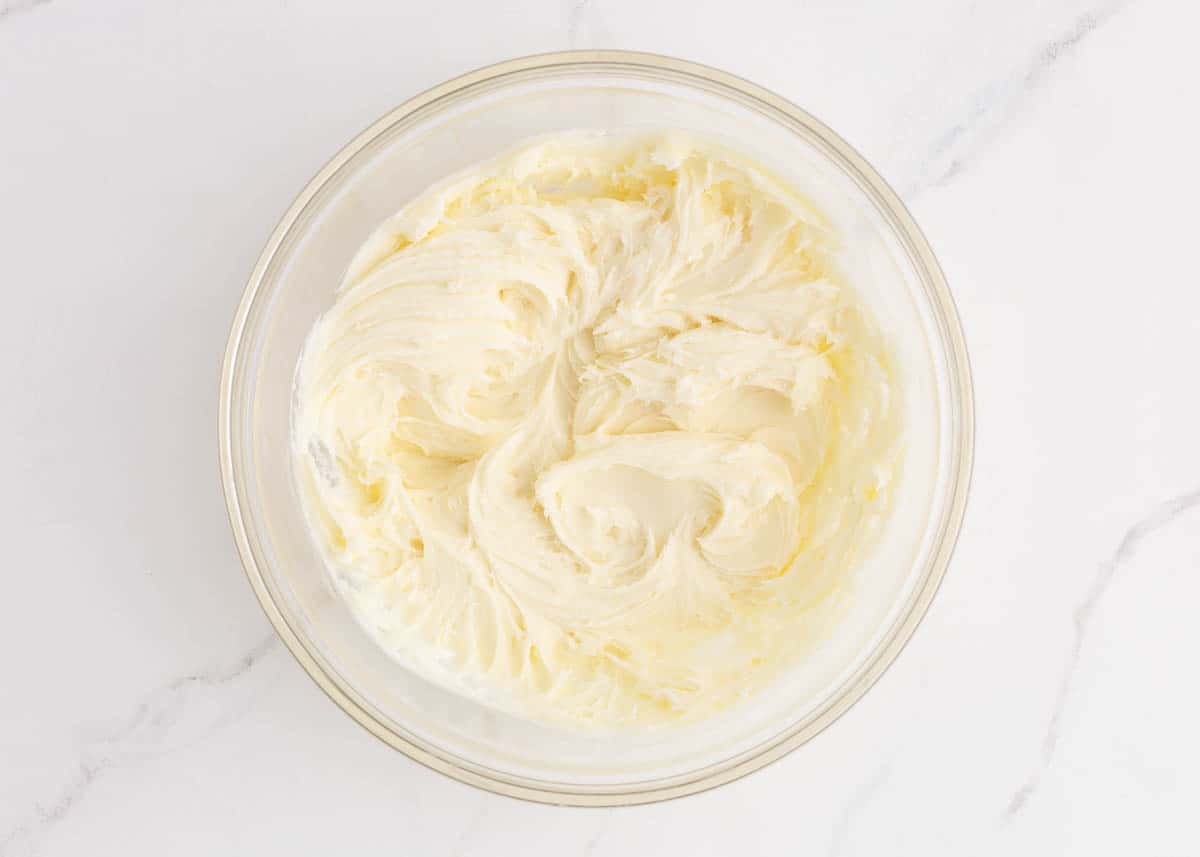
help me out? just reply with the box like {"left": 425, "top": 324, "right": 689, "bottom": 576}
{"left": 219, "top": 50, "right": 973, "bottom": 805}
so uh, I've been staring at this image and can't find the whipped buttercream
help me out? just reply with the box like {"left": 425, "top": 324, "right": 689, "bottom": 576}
{"left": 293, "top": 132, "right": 900, "bottom": 726}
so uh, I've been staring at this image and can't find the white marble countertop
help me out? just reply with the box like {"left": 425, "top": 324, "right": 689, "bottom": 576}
{"left": 3, "top": 0, "right": 1198, "bottom": 853}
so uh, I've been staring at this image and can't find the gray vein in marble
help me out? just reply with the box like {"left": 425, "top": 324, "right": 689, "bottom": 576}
{"left": 0, "top": 0, "right": 49, "bottom": 19}
{"left": 902, "top": 0, "right": 1125, "bottom": 199}
{"left": 566, "top": 0, "right": 611, "bottom": 50}
{"left": 0, "top": 634, "right": 280, "bottom": 857}
{"left": 581, "top": 808, "right": 615, "bottom": 856}
{"left": 826, "top": 762, "right": 893, "bottom": 857}
{"left": 1000, "top": 487, "right": 1200, "bottom": 825}
{"left": 446, "top": 798, "right": 490, "bottom": 857}
{"left": 566, "top": 0, "right": 592, "bottom": 49}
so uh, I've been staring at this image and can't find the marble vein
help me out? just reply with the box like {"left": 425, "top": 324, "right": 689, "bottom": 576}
{"left": 566, "top": 0, "right": 592, "bottom": 49}
{"left": 581, "top": 808, "right": 614, "bottom": 856}
{"left": 446, "top": 798, "right": 490, "bottom": 857}
{"left": 0, "top": 634, "right": 280, "bottom": 857}
{"left": 901, "top": 0, "right": 1126, "bottom": 199}
{"left": 826, "top": 762, "right": 893, "bottom": 857}
{"left": 0, "top": 0, "right": 49, "bottom": 20}
{"left": 1000, "top": 487, "right": 1200, "bottom": 824}
{"left": 565, "top": 0, "right": 611, "bottom": 50}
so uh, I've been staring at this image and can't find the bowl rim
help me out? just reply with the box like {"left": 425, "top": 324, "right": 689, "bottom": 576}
{"left": 219, "top": 49, "right": 975, "bottom": 806}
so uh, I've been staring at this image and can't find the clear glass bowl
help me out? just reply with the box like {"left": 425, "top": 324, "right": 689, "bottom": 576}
{"left": 219, "top": 50, "right": 973, "bottom": 805}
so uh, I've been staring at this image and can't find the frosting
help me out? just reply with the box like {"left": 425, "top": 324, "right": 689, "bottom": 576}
{"left": 293, "top": 132, "right": 901, "bottom": 726}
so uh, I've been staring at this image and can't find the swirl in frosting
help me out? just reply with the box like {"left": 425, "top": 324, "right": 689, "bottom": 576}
{"left": 293, "top": 133, "right": 900, "bottom": 726}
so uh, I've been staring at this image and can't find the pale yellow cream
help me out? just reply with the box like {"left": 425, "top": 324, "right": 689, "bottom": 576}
{"left": 294, "top": 133, "right": 900, "bottom": 726}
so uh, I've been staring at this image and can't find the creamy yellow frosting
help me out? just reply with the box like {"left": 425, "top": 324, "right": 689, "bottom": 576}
{"left": 293, "top": 132, "right": 900, "bottom": 726}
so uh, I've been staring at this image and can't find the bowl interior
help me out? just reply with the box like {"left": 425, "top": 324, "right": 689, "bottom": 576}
{"left": 223, "top": 55, "right": 969, "bottom": 803}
